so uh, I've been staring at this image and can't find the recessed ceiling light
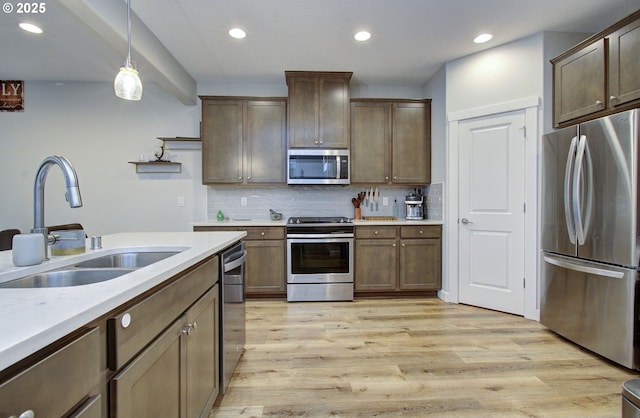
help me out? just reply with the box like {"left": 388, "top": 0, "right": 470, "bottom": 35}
{"left": 474, "top": 33, "right": 493, "bottom": 44}
{"left": 228, "top": 28, "right": 246, "bottom": 39}
{"left": 354, "top": 31, "right": 371, "bottom": 42}
{"left": 19, "top": 22, "right": 43, "bottom": 34}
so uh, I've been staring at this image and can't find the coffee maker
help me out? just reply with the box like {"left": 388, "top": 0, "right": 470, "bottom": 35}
{"left": 404, "top": 191, "right": 424, "bottom": 220}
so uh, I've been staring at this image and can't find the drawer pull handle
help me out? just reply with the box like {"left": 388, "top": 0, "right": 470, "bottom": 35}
{"left": 374, "top": 231, "right": 378, "bottom": 235}
{"left": 419, "top": 230, "right": 423, "bottom": 234}
{"left": 121, "top": 313, "right": 132, "bottom": 329}
{"left": 182, "top": 322, "right": 197, "bottom": 336}
{"left": 260, "top": 232, "right": 265, "bottom": 236}
{"left": 9, "top": 410, "right": 35, "bottom": 418}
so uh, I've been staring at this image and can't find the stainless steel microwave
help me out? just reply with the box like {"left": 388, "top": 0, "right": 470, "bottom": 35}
{"left": 287, "top": 149, "right": 350, "bottom": 185}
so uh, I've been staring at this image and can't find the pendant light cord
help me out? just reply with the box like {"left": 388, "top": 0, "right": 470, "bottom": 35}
{"left": 126, "top": 0, "right": 132, "bottom": 65}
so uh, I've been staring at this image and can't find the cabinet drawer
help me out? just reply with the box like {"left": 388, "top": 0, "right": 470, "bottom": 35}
{"left": 400, "top": 225, "right": 441, "bottom": 239}
{"left": 243, "top": 227, "right": 285, "bottom": 240}
{"left": 108, "top": 256, "right": 218, "bottom": 370}
{"left": 0, "top": 327, "right": 100, "bottom": 418}
{"left": 355, "top": 226, "right": 397, "bottom": 239}
{"left": 194, "top": 226, "right": 285, "bottom": 240}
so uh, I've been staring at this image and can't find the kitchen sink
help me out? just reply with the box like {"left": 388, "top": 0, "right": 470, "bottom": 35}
{"left": 0, "top": 250, "right": 183, "bottom": 288}
{"left": 0, "top": 268, "right": 135, "bottom": 288}
{"left": 74, "top": 251, "right": 180, "bottom": 269}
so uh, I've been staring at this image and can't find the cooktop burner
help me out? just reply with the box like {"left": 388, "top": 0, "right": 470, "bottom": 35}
{"left": 287, "top": 216, "right": 351, "bottom": 225}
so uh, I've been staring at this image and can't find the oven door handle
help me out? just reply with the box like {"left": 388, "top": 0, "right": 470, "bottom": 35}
{"left": 224, "top": 250, "right": 247, "bottom": 272}
{"left": 287, "top": 233, "right": 354, "bottom": 239}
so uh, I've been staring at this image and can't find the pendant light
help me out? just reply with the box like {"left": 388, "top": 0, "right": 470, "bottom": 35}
{"left": 114, "top": 0, "right": 142, "bottom": 101}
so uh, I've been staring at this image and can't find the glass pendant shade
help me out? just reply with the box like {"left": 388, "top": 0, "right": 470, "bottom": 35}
{"left": 114, "top": 59, "right": 142, "bottom": 101}
{"left": 114, "top": 0, "right": 142, "bottom": 101}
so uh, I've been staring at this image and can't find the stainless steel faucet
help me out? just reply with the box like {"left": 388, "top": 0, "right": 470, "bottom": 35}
{"left": 31, "top": 155, "right": 83, "bottom": 258}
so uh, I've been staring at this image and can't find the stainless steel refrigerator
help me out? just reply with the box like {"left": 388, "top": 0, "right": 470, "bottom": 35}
{"left": 541, "top": 109, "right": 639, "bottom": 369}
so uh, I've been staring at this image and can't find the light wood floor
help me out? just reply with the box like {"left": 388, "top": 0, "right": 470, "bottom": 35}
{"left": 211, "top": 298, "right": 639, "bottom": 417}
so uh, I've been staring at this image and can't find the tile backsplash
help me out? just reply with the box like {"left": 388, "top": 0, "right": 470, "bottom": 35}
{"left": 207, "top": 182, "right": 443, "bottom": 221}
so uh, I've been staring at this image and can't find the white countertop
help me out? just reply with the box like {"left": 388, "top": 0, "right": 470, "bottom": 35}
{"left": 0, "top": 231, "right": 245, "bottom": 373}
{"left": 192, "top": 219, "right": 443, "bottom": 227}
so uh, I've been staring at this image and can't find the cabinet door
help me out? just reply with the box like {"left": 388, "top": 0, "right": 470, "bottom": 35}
{"left": 246, "top": 100, "right": 287, "bottom": 183}
{"left": 69, "top": 395, "right": 102, "bottom": 418}
{"left": 399, "top": 238, "right": 442, "bottom": 291}
{"left": 351, "top": 101, "right": 390, "bottom": 183}
{"left": 355, "top": 239, "right": 397, "bottom": 291}
{"left": 288, "top": 75, "right": 319, "bottom": 148}
{"left": 245, "top": 239, "right": 286, "bottom": 295}
{"left": 391, "top": 102, "right": 430, "bottom": 184}
{"left": 609, "top": 18, "right": 640, "bottom": 107}
{"left": 318, "top": 77, "right": 350, "bottom": 148}
{"left": 202, "top": 99, "right": 244, "bottom": 184}
{"left": 185, "top": 286, "right": 219, "bottom": 418}
{"left": 111, "top": 319, "right": 186, "bottom": 418}
{"left": 0, "top": 328, "right": 100, "bottom": 418}
{"left": 553, "top": 39, "right": 606, "bottom": 125}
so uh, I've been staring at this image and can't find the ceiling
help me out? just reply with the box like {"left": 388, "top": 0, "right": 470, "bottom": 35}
{"left": 2, "top": 0, "right": 638, "bottom": 93}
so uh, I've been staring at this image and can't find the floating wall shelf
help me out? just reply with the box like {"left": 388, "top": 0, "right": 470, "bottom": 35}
{"left": 128, "top": 161, "right": 182, "bottom": 173}
{"left": 157, "top": 137, "right": 201, "bottom": 150}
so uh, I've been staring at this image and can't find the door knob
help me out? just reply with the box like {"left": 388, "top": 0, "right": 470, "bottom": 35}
{"left": 461, "top": 218, "right": 473, "bottom": 225}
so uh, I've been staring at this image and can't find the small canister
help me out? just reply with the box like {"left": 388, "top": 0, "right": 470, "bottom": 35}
{"left": 90, "top": 236, "right": 102, "bottom": 250}
{"left": 12, "top": 233, "right": 45, "bottom": 266}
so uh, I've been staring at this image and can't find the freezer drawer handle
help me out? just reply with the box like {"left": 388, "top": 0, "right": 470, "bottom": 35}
{"left": 544, "top": 255, "right": 624, "bottom": 279}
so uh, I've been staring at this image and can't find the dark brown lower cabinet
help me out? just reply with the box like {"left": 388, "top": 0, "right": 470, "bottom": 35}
{"left": 110, "top": 285, "right": 219, "bottom": 418}
{"left": 111, "top": 319, "right": 183, "bottom": 417}
{"left": 194, "top": 226, "right": 286, "bottom": 298}
{"left": 355, "top": 225, "right": 441, "bottom": 296}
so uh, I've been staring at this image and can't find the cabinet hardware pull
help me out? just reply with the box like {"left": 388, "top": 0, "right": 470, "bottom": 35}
{"left": 419, "top": 230, "right": 423, "bottom": 234}
{"left": 374, "top": 230, "right": 378, "bottom": 235}
{"left": 595, "top": 99, "right": 602, "bottom": 105}
{"left": 121, "top": 313, "right": 132, "bottom": 328}
{"left": 260, "top": 232, "right": 265, "bottom": 236}
{"left": 182, "top": 322, "right": 196, "bottom": 336}
{"left": 610, "top": 95, "right": 617, "bottom": 101}
{"left": 10, "top": 410, "right": 35, "bottom": 418}
{"left": 392, "top": 243, "right": 396, "bottom": 247}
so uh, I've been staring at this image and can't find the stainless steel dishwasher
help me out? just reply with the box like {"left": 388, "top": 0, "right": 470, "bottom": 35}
{"left": 220, "top": 241, "right": 246, "bottom": 394}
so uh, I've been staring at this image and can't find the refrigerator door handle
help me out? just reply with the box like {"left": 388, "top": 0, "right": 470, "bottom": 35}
{"left": 544, "top": 254, "right": 624, "bottom": 279}
{"left": 573, "top": 135, "right": 594, "bottom": 246}
{"left": 564, "top": 135, "right": 579, "bottom": 244}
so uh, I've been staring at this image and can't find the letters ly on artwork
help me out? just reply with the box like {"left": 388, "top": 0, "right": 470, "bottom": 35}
{"left": 0, "top": 81, "right": 24, "bottom": 112}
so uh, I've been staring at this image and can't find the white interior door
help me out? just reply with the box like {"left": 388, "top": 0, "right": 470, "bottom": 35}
{"left": 458, "top": 110, "right": 526, "bottom": 315}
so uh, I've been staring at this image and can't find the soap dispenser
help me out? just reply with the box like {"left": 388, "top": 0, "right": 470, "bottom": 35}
{"left": 216, "top": 210, "right": 224, "bottom": 221}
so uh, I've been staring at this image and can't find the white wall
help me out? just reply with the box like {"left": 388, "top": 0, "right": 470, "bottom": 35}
{"left": 0, "top": 81, "right": 202, "bottom": 236}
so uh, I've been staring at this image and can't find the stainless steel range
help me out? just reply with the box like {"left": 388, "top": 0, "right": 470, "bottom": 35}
{"left": 286, "top": 216, "right": 354, "bottom": 302}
